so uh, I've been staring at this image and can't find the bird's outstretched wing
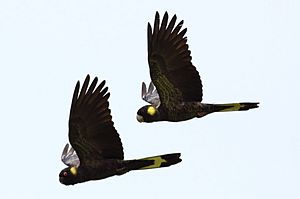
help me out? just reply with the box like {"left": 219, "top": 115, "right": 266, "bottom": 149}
{"left": 147, "top": 11, "right": 203, "bottom": 108}
{"left": 141, "top": 82, "right": 161, "bottom": 107}
{"left": 68, "top": 75, "right": 124, "bottom": 166}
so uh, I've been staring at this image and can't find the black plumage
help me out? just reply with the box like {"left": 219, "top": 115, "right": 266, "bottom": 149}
{"left": 136, "top": 12, "right": 259, "bottom": 123}
{"left": 59, "top": 75, "right": 181, "bottom": 185}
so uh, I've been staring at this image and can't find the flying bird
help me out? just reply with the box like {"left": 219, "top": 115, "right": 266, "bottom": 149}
{"left": 136, "top": 11, "right": 259, "bottom": 123}
{"left": 59, "top": 75, "right": 181, "bottom": 185}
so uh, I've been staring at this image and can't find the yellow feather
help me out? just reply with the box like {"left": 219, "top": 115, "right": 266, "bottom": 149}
{"left": 70, "top": 167, "right": 78, "bottom": 176}
{"left": 219, "top": 103, "right": 241, "bottom": 112}
{"left": 140, "top": 156, "right": 167, "bottom": 169}
{"left": 147, "top": 106, "right": 156, "bottom": 116}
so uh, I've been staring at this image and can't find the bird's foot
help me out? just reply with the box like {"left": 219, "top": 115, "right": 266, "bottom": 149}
{"left": 116, "top": 168, "right": 129, "bottom": 176}
{"left": 196, "top": 112, "right": 208, "bottom": 118}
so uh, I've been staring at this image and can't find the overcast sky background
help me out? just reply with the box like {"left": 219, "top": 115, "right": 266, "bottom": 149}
{"left": 0, "top": 0, "right": 299, "bottom": 198}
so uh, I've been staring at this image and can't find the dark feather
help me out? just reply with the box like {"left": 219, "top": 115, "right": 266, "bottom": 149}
{"left": 148, "top": 11, "right": 203, "bottom": 105}
{"left": 68, "top": 75, "right": 124, "bottom": 166}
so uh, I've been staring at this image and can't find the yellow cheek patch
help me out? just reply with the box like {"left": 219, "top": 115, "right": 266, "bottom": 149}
{"left": 147, "top": 106, "right": 156, "bottom": 116}
{"left": 70, "top": 167, "right": 78, "bottom": 176}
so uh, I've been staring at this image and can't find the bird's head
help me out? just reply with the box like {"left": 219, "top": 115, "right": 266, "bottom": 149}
{"left": 59, "top": 166, "right": 80, "bottom": 185}
{"left": 136, "top": 105, "right": 161, "bottom": 123}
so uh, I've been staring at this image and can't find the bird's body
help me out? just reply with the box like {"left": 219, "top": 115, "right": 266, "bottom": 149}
{"left": 59, "top": 75, "right": 181, "bottom": 185}
{"left": 136, "top": 12, "right": 259, "bottom": 123}
{"left": 137, "top": 101, "right": 259, "bottom": 122}
{"left": 161, "top": 102, "right": 200, "bottom": 122}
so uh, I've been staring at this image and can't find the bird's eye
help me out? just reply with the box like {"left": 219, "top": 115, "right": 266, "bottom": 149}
{"left": 63, "top": 171, "right": 68, "bottom": 177}
{"left": 147, "top": 106, "right": 156, "bottom": 116}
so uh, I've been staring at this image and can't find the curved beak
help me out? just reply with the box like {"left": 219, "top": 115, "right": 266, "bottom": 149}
{"left": 136, "top": 115, "right": 144, "bottom": 123}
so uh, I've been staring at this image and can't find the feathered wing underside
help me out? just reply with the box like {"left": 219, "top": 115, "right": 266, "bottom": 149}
{"left": 148, "top": 11, "right": 203, "bottom": 108}
{"left": 68, "top": 75, "right": 124, "bottom": 166}
{"left": 61, "top": 143, "right": 80, "bottom": 167}
{"left": 141, "top": 82, "right": 161, "bottom": 107}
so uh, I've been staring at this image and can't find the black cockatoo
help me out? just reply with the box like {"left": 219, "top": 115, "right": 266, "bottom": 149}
{"left": 59, "top": 75, "right": 181, "bottom": 185}
{"left": 136, "top": 12, "right": 259, "bottom": 123}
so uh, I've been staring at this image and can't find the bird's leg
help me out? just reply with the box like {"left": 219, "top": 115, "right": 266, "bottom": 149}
{"left": 196, "top": 112, "right": 208, "bottom": 118}
{"left": 116, "top": 167, "right": 129, "bottom": 175}
{"left": 196, "top": 102, "right": 210, "bottom": 118}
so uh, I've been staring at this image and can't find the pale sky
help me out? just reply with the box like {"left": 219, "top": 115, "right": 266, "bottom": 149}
{"left": 0, "top": 0, "right": 299, "bottom": 198}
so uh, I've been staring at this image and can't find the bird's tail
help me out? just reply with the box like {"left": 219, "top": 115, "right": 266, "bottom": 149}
{"left": 208, "top": 102, "right": 259, "bottom": 112}
{"left": 125, "top": 153, "right": 181, "bottom": 171}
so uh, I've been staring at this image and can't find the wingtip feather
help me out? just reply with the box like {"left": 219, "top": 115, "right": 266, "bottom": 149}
{"left": 142, "top": 82, "right": 146, "bottom": 98}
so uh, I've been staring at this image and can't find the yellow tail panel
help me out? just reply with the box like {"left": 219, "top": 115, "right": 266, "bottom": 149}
{"left": 218, "top": 103, "right": 241, "bottom": 112}
{"left": 139, "top": 156, "right": 167, "bottom": 169}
